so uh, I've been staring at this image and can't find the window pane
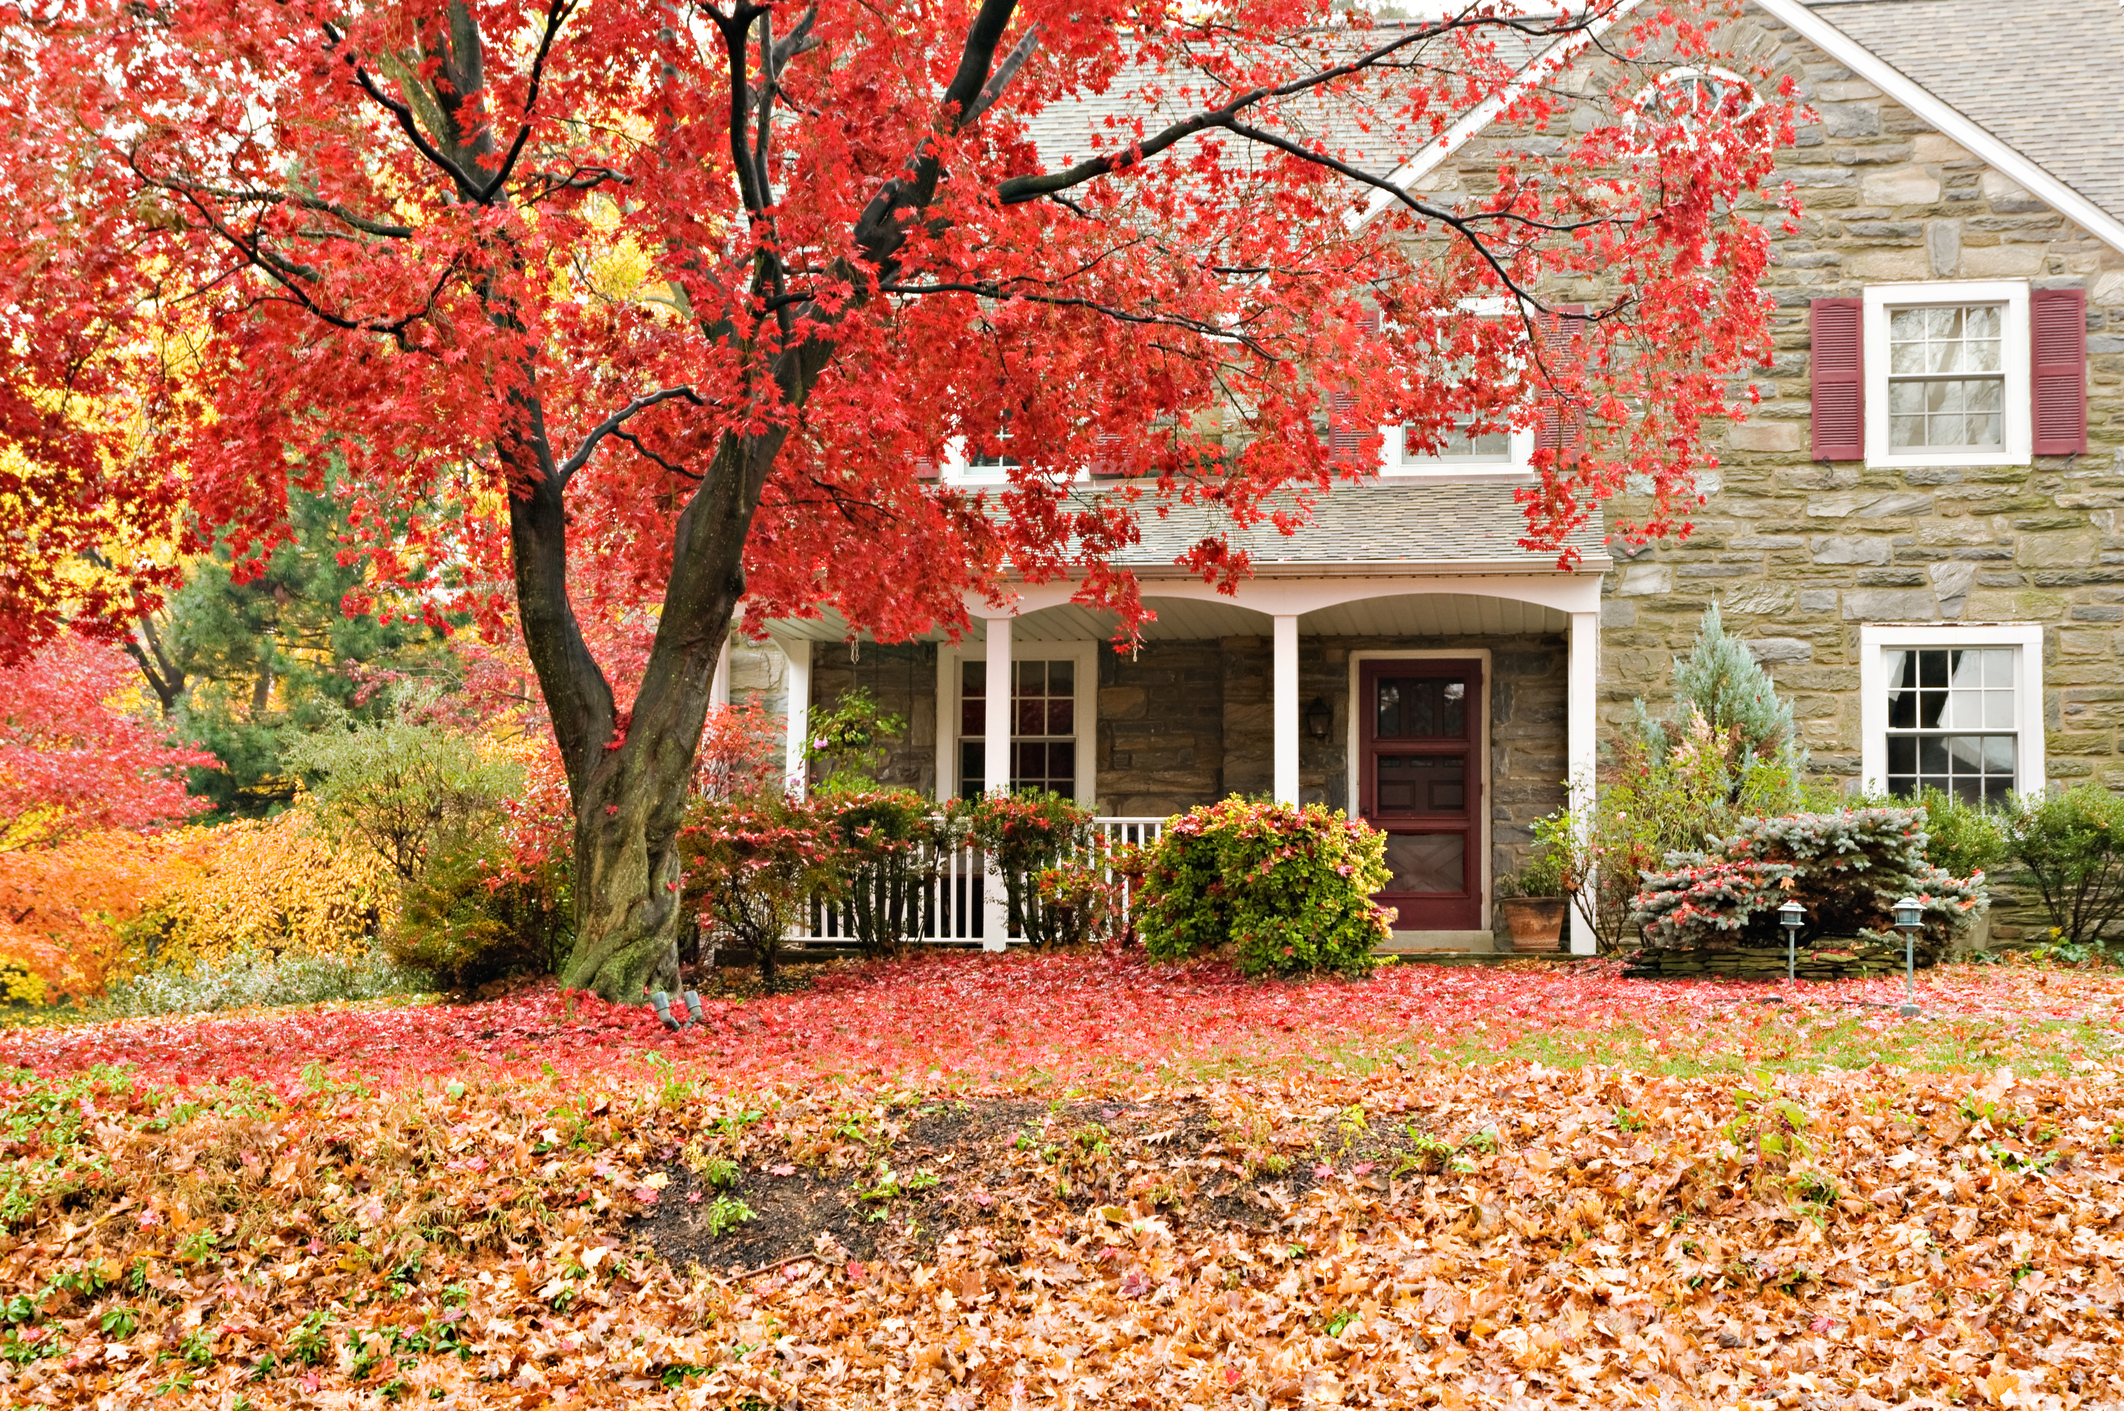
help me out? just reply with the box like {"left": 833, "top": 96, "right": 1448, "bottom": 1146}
{"left": 1048, "top": 660, "right": 1074, "bottom": 694}
{"left": 962, "top": 660, "right": 986, "bottom": 737}
{"left": 1047, "top": 698, "right": 1074, "bottom": 735}
{"left": 1375, "top": 677, "right": 1467, "bottom": 739}
{"left": 960, "top": 741, "right": 984, "bottom": 800}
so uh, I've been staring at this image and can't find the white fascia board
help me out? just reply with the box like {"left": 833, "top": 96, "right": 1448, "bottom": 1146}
{"left": 1347, "top": 0, "right": 1648, "bottom": 233}
{"left": 1116, "top": 557, "right": 1610, "bottom": 579}
{"left": 1753, "top": 0, "right": 2124, "bottom": 260}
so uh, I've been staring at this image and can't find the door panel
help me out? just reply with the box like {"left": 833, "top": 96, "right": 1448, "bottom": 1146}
{"left": 1359, "top": 660, "right": 1482, "bottom": 930}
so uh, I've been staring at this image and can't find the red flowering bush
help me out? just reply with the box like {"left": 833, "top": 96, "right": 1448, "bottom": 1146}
{"left": 1632, "top": 807, "right": 1985, "bottom": 962}
{"left": 1135, "top": 798, "right": 1391, "bottom": 977}
{"left": 965, "top": 792, "right": 1095, "bottom": 949}
{"left": 679, "top": 795, "right": 843, "bottom": 985}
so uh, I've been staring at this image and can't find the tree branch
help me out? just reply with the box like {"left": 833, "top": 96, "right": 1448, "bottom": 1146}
{"left": 992, "top": 9, "right": 1609, "bottom": 206}
{"left": 558, "top": 386, "right": 707, "bottom": 484}
{"left": 475, "top": 0, "right": 576, "bottom": 202}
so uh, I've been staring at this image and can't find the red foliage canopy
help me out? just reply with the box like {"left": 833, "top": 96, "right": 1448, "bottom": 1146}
{"left": 0, "top": 0, "right": 1794, "bottom": 659}
{"left": 0, "top": 635, "right": 215, "bottom": 847}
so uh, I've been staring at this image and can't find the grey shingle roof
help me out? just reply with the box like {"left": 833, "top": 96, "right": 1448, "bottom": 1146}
{"left": 1800, "top": 0, "right": 2124, "bottom": 223}
{"left": 1014, "top": 25, "right": 1555, "bottom": 186}
{"left": 1096, "top": 481, "right": 1607, "bottom": 571}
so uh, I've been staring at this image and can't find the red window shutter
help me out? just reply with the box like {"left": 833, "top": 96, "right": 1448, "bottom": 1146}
{"left": 2032, "top": 286, "right": 2088, "bottom": 456}
{"left": 1535, "top": 305, "right": 1588, "bottom": 455}
{"left": 1087, "top": 431, "right": 1128, "bottom": 479}
{"left": 1809, "top": 297, "right": 1864, "bottom": 461}
{"left": 1322, "top": 307, "right": 1384, "bottom": 468}
{"left": 1327, "top": 386, "right": 1365, "bottom": 466}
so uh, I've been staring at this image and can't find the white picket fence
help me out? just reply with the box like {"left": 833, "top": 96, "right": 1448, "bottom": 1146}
{"left": 788, "top": 816, "right": 1166, "bottom": 948}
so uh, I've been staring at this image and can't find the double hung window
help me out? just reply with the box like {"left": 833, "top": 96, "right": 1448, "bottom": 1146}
{"left": 1860, "top": 623, "right": 2043, "bottom": 804}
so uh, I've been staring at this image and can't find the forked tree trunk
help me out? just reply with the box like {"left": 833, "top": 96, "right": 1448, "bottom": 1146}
{"left": 508, "top": 388, "right": 789, "bottom": 1001}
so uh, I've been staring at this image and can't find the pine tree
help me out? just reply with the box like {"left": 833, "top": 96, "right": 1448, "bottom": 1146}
{"left": 133, "top": 479, "right": 458, "bottom": 816}
{"left": 1631, "top": 604, "right": 1800, "bottom": 789}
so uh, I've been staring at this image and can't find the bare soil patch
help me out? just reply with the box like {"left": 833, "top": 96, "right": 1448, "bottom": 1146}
{"left": 631, "top": 1094, "right": 1471, "bottom": 1273}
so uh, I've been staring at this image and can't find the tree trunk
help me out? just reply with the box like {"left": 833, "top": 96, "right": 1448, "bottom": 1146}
{"left": 508, "top": 384, "right": 777, "bottom": 1000}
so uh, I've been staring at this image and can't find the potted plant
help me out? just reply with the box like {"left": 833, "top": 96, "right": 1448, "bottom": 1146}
{"left": 1496, "top": 847, "right": 1568, "bottom": 954}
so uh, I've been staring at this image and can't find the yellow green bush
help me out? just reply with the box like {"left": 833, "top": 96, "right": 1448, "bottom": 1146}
{"left": 123, "top": 811, "right": 393, "bottom": 971}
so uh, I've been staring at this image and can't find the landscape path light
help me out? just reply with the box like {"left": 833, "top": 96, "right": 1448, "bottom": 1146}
{"left": 1892, "top": 897, "right": 1924, "bottom": 1017}
{"left": 1778, "top": 899, "right": 1805, "bottom": 988}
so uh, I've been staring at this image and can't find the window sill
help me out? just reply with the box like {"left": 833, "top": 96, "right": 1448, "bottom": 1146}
{"left": 1864, "top": 448, "right": 2030, "bottom": 471}
{"left": 1371, "top": 468, "right": 1539, "bottom": 485}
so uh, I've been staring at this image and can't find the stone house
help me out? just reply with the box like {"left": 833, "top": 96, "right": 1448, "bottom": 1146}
{"left": 724, "top": 0, "right": 2124, "bottom": 953}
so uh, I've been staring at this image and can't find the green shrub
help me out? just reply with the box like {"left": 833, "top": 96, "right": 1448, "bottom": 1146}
{"left": 1631, "top": 807, "right": 1985, "bottom": 962}
{"left": 1134, "top": 798, "right": 1390, "bottom": 977}
{"left": 965, "top": 792, "right": 1096, "bottom": 949}
{"left": 285, "top": 714, "right": 524, "bottom": 887}
{"left": 391, "top": 841, "right": 572, "bottom": 994}
{"left": 2002, "top": 783, "right": 2124, "bottom": 948}
{"left": 1498, "top": 842, "right": 1564, "bottom": 898}
{"left": 287, "top": 714, "right": 553, "bottom": 993}
{"left": 1913, "top": 787, "right": 2009, "bottom": 880}
{"left": 1540, "top": 606, "right": 1828, "bottom": 954}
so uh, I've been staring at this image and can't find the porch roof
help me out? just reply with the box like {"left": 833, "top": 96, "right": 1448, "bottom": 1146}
{"left": 1102, "top": 481, "right": 1608, "bottom": 573}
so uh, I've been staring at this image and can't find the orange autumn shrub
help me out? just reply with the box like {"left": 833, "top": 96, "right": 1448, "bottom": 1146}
{"left": 0, "top": 812, "right": 392, "bottom": 1003}
{"left": 0, "top": 829, "right": 214, "bottom": 1002}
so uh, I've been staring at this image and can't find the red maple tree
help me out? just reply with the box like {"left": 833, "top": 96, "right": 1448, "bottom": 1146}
{"left": 0, "top": 0, "right": 1796, "bottom": 997}
{"left": 0, "top": 635, "right": 215, "bottom": 849}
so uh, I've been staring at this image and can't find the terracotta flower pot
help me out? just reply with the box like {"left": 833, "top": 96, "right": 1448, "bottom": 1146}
{"left": 1498, "top": 896, "right": 1567, "bottom": 953}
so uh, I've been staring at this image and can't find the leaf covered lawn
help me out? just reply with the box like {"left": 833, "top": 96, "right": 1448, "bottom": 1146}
{"left": 1, "top": 954, "right": 2122, "bottom": 1408}
{"left": 4, "top": 952, "right": 2122, "bottom": 1094}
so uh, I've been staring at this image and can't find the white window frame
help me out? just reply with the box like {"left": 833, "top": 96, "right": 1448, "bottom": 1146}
{"left": 939, "top": 436, "right": 1090, "bottom": 488}
{"left": 1863, "top": 280, "right": 2031, "bottom": 471}
{"left": 1859, "top": 622, "right": 2045, "bottom": 800}
{"left": 935, "top": 639, "right": 1098, "bottom": 805}
{"left": 1376, "top": 297, "right": 1537, "bottom": 483}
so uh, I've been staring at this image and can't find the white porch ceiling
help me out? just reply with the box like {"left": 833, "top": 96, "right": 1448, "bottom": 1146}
{"left": 764, "top": 591, "right": 1568, "bottom": 645}
{"left": 1300, "top": 593, "right": 1568, "bottom": 637}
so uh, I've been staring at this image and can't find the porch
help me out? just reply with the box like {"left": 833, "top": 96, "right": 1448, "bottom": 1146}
{"left": 729, "top": 484, "right": 1610, "bottom": 954}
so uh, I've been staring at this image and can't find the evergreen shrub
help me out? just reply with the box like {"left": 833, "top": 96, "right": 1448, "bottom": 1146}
{"left": 1631, "top": 807, "right": 1985, "bottom": 963}
{"left": 1134, "top": 798, "right": 1391, "bottom": 977}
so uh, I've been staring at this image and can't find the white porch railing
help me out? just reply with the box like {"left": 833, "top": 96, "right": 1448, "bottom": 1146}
{"left": 787, "top": 815, "right": 1166, "bottom": 947}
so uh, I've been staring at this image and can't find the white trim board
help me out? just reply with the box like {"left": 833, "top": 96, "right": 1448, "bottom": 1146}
{"left": 1752, "top": 0, "right": 2124, "bottom": 260}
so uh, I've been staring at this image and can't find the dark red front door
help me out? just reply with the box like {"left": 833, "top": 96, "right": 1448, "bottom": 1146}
{"left": 1359, "top": 660, "right": 1482, "bottom": 930}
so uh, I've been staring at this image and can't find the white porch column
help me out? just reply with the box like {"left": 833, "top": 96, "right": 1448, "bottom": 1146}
{"left": 981, "top": 614, "right": 1014, "bottom": 950}
{"left": 782, "top": 636, "right": 811, "bottom": 799}
{"left": 709, "top": 636, "right": 731, "bottom": 711}
{"left": 1567, "top": 610, "right": 1599, "bottom": 956}
{"left": 1273, "top": 614, "right": 1300, "bottom": 806}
